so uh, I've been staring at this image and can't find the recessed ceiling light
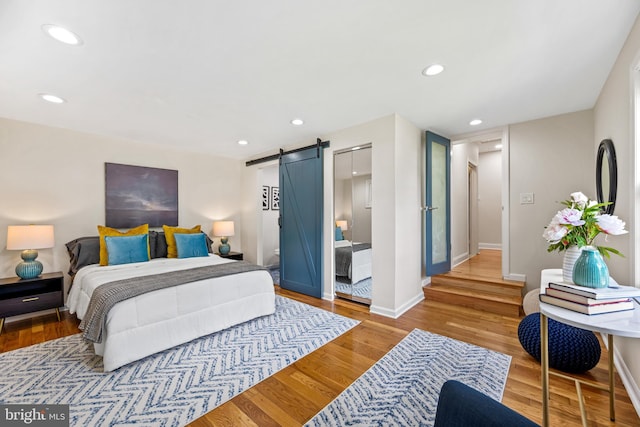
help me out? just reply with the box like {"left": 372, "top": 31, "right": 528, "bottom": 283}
{"left": 469, "top": 119, "right": 482, "bottom": 126}
{"left": 39, "top": 93, "right": 66, "bottom": 104}
{"left": 290, "top": 118, "right": 304, "bottom": 126}
{"left": 237, "top": 140, "right": 249, "bottom": 146}
{"left": 422, "top": 64, "right": 444, "bottom": 76}
{"left": 41, "top": 24, "right": 83, "bottom": 46}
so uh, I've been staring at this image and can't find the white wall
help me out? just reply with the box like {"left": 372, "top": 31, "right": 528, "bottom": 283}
{"left": 508, "top": 109, "right": 594, "bottom": 290}
{"left": 593, "top": 13, "right": 640, "bottom": 407}
{"left": 390, "top": 115, "right": 424, "bottom": 313}
{"left": 478, "top": 150, "right": 502, "bottom": 248}
{"left": 260, "top": 165, "right": 279, "bottom": 267}
{"left": 0, "top": 117, "right": 243, "bottom": 298}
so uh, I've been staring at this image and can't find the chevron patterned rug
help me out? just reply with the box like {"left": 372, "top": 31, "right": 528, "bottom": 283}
{"left": 0, "top": 296, "right": 358, "bottom": 426}
{"left": 306, "top": 328, "right": 512, "bottom": 426}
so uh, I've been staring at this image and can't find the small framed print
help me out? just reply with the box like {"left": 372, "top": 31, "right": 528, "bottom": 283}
{"left": 271, "top": 186, "right": 280, "bottom": 210}
{"left": 262, "top": 186, "right": 269, "bottom": 210}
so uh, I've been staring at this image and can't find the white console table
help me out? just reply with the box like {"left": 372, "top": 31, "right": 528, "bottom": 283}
{"left": 539, "top": 269, "right": 640, "bottom": 427}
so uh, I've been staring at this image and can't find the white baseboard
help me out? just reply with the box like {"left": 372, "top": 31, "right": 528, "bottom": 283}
{"left": 479, "top": 243, "right": 502, "bottom": 250}
{"left": 603, "top": 333, "right": 640, "bottom": 416}
{"left": 504, "top": 273, "right": 526, "bottom": 282}
{"left": 370, "top": 292, "right": 424, "bottom": 319}
{"left": 322, "top": 291, "right": 335, "bottom": 301}
{"left": 422, "top": 277, "right": 431, "bottom": 286}
{"left": 452, "top": 252, "right": 469, "bottom": 268}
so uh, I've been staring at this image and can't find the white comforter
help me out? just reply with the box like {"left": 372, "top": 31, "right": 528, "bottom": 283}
{"left": 68, "top": 254, "right": 276, "bottom": 371}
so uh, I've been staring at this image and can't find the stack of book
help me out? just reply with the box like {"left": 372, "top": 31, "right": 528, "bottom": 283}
{"left": 540, "top": 281, "right": 640, "bottom": 315}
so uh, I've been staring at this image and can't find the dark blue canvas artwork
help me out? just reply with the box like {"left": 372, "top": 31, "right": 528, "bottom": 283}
{"left": 105, "top": 163, "right": 178, "bottom": 228}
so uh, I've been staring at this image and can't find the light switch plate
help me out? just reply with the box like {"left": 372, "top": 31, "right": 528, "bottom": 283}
{"left": 520, "top": 192, "right": 534, "bottom": 204}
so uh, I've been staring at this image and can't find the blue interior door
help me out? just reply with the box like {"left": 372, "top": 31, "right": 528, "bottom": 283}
{"left": 425, "top": 131, "right": 451, "bottom": 275}
{"left": 279, "top": 147, "right": 323, "bottom": 297}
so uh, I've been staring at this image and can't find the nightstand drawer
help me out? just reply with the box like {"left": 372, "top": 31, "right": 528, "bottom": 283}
{"left": 0, "top": 290, "right": 63, "bottom": 318}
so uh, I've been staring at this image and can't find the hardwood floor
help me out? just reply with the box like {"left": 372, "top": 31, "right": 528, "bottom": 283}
{"left": 1, "top": 256, "right": 638, "bottom": 426}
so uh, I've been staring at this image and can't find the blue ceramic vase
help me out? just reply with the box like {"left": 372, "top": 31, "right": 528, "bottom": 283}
{"left": 572, "top": 246, "right": 609, "bottom": 288}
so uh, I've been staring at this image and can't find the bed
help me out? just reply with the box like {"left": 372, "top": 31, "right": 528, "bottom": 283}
{"left": 334, "top": 240, "right": 372, "bottom": 284}
{"left": 66, "top": 232, "right": 275, "bottom": 372}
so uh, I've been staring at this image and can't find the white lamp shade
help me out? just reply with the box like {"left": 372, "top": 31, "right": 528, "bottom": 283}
{"left": 7, "top": 225, "right": 55, "bottom": 250}
{"left": 213, "top": 221, "right": 235, "bottom": 237}
{"left": 336, "top": 220, "right": 348, "bottom": 231}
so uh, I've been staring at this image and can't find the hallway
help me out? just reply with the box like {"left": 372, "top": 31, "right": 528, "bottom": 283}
{"left": 449, "top": 249, "right": 503, "bottom": 281}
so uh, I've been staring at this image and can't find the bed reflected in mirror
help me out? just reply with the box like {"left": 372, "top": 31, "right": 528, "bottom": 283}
{"left": 334, "top": 145, "right": 372, "bottom": 305}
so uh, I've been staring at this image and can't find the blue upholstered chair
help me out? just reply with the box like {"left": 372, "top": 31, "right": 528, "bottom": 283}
{"left": 434, "top": 380, "right": 539, "bottom": 427}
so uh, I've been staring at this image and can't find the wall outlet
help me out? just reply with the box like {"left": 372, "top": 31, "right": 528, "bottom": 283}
{"left": 520, "top": 192, "right": 534, "bottom": 204}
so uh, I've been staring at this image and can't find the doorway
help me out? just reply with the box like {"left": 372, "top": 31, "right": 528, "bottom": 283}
{"left": 449, "top": 128, "right": 507, "bottom": 277}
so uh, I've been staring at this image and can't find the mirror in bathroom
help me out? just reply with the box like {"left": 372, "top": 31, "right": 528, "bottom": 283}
{"left": 334, "top": 145, "right": 372, "bottom": 304}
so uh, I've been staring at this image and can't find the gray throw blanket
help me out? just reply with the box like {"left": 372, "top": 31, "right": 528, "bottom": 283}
{"left": 79, "top": 261, "right": 267, "bottom": 343}
{"left": 335, "top": 243, "right": 371, "bottom": 277}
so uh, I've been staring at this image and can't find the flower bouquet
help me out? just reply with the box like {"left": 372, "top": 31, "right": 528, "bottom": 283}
{"left": 543, "top": 192, "right": 627, "bottom": 258}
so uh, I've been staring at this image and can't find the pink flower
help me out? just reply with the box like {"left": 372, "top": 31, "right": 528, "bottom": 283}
{"left": 597, "top": 214, "right": 628, "bottom": 235}
{"left": 555, "top": 208, "right": 585, "bottom": 226}
{"left": 542, "top": 223, "right": 569, "bottom": 243}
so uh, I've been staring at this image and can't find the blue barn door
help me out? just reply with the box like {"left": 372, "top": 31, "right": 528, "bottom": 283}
{"left": 279, "top": 146, "right": 323, "bottom": 297}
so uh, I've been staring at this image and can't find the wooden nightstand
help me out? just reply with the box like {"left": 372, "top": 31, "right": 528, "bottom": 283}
{"left": 216, "top": 251, "right": 244, "bottom": 261}
{"left": 0, "top": 271, "right": 64, "bottom": 334}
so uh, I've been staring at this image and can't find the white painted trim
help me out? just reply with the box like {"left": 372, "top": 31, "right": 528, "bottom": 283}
{"left": 370, "top": 292, "right": 424, "bottom": 319}
{"left": 603, "top": 333, "right": 640, "bottom": 416}
{"left": 504, "top": 273, "right": 526, "bottom": 282}
{"left": 452, "top": 252, "right": 469, "bottom": 267}
{"left": 501, "top": 126, "right": 510, "bottom": 280}
{"left": 632, "top": 54, "right": 640, "bottom": 287}
{"left": 479, "top": 243, "right": 502, "bottom": 250}
{"left": 422, "top": 277, "right": 431, "bottom": 286}
{"left": 322, "top": 292, "right": 335, "bottom": 301}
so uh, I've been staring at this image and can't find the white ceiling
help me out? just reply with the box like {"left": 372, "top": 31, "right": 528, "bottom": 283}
{"left": 1, "top": 1, "right": 639, "bottom": 160}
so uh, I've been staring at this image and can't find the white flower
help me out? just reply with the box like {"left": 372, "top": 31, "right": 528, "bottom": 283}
{"left": 543, "top": 223, "right": 569, "bottom": 243}
{"left": 570, "top": 192, "right": 589, "bottom": 209}
{"left": 555, "top": 208, "right": 585, "bottom": 226}
{"left": 597, "top": 214, "right": 628, "bottom": 235}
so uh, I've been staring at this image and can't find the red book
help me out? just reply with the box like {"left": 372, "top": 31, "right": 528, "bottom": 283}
{"left": 545, "top": 287, "right": 631, "bottom": 305}
{"left": 539, "top": 293, "right": 634, "bottom": 315}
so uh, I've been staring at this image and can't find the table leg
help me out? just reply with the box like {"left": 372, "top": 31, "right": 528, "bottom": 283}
{"left": 608, "top": 334, "right": 616, "bottom": 421}
{"left": 541, "top": 313, "right": 549, "bottom": 427}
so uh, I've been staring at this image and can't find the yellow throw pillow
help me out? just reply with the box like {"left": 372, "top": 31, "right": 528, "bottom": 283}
{"left": 98, "top": 224, "right": 149, "bottom": 266}
{"left": 162, "top": 224, "right": 201, "bottom": 258}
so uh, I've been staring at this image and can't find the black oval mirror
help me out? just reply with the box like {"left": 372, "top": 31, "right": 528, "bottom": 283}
{"left": 596, "top": 139, "right": 617, "bottom": 215}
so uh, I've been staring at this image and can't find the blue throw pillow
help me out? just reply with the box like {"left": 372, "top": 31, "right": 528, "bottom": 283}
{"left": 104, "top": 234, "right": 150, "bottom": 266}
{"left": 174, "top": 233, "right": 209, "bottom": 258}
{"left": 335, "top": 226, "right": 344, "bottom": 241}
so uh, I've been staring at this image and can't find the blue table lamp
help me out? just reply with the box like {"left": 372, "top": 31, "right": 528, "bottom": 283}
{"left": 6, "top": 225, "right": 55, "bottom": 279}
{"left": 213, "top": 221, "right": 235, "bottom": 255}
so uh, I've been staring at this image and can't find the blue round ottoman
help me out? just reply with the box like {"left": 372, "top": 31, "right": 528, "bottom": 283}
{"left": 518, "top": 313, "right": 601, "bottom": 373}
